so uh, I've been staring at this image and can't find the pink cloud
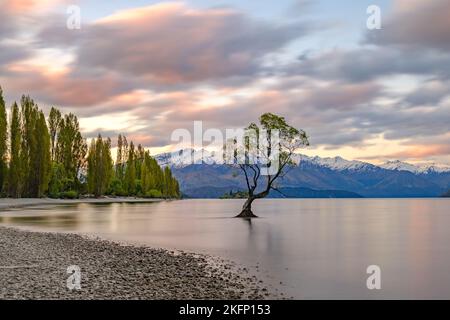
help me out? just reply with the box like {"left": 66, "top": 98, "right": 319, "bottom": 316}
{"left": 44, "top": 2, "right": 311, "bottom": 84}
{"left": 381, "top": 144, "right": 450, "bottom": 159}
{"left": 2, "top": 66, "right": 126, "bottom": 107}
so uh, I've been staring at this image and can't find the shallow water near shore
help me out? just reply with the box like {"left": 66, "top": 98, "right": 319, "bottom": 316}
{"left": 1, "top": 198, "right": 450, "bottom": 299}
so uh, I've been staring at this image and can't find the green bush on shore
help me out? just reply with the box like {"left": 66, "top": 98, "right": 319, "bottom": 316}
{"left": 59, "top": 190, "right": 79, "bottom": 199}
{"left": 145, "top": 189, "right": 163, "bottom": 198}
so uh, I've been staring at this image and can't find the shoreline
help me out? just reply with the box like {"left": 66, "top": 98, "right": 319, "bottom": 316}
{"left": 0, "top": 197, "right": 167, "bottom": 211}
{"left": 0, "top": 225, "right": 274, "bottom": 299}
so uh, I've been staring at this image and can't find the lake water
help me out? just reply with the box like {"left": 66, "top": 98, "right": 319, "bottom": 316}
{"left": 1, "top": 198, "right": 450, "bottom": 299}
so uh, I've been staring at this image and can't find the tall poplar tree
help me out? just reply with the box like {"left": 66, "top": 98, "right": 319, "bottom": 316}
{"left": 48, "top": 107, "right": 62, "bottom": 162}
{"left": 116, "top": 134, "right": 126, "bottom": 182}
{"left": 55, "top": 112, "right": 87, "bottom": 190}
{"left": 87, "top": 135, "right": 113, "bottom": 197}
{"left": 20, "top": 95, "right": 39, "bottom": 196}
{"left": 124, "top": 141, "right": 136, "bottom": 195}
{"left": 35, "top": 111, "right": 51, "bottom": 197}
{"left": 0, "top": 87, "right": 7, "bottom": 193}
{"left": 8, "top": 102, "right": 23, "bottom": 198}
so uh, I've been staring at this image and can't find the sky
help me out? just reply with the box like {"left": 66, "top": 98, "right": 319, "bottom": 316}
{"left": 1, "top": 0, "right": 450, "bottom": 164}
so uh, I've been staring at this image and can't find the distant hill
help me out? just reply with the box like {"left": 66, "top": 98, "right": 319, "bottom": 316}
{"left": 188, "top": 187, "right": 363, "bottom": 199}
{"left": 156, "top": 149, "right": 450, "bottom": 199}
{"left": 269, "top": 187, "right": 363, "bottom": 198}
{"left": 442, "top": 190, "right": 450, "bottom": 197}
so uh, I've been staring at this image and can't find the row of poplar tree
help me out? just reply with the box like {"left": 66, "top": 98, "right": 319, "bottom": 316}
{"left": 0, "top": 87, "right": 180, "bottom": 199}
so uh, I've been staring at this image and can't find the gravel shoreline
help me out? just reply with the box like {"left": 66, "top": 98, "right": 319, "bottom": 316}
{"left": 0, "top": 226, "right": 273, "bottom": 300}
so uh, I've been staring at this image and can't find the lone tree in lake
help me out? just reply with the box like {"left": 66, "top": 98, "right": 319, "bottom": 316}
{"left": 228, "top": 113, "right": 309, "bottom": 218}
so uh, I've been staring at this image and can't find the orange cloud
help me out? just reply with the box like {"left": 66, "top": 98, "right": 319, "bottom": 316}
{"left": 3, "top": 66, "right": 126, "bottom": 107}
{"left": 384, "top": 145, "right": 450, "bottom": 159}
{"left": 1, "top": 0, "right": 65, "bottom": 13}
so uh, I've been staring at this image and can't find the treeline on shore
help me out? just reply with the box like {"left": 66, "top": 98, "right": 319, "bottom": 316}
{"left": 0, "top": 87, "right": 180, "bottom": 199}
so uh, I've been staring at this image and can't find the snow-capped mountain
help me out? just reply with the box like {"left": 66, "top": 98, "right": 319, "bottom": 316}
{"left": 154, "top": 149, "right": 450, "bottom": 198}
{"left": 380, "top": 160, "right": 450, "bottom": 174}
{"left": 291, "top": 154, "right": 377, "bottom": 172}
{"left": 155, "top": 148, "right": 221, "bottom": 167}
{"left": 156, "top": 148, "right": 450, "bottom": 174}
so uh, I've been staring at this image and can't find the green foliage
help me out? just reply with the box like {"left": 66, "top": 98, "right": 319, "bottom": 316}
{"left": 13, "top": 96, "right": 52, "bottom": 197}
{"left": 135, "top": 179, "right": 143, "bottom": 196}
{"left": 115, "top": 134, "right": 126, "bottom": 181}
{"left": 87, "top": 135, "right": 113, "bottom": 197}
{"left": 0, "top": 88, "right": 181, "bottom": 199}
{"left": 35, "top": 111, "right": 51, "bottom": 197}
{"left": 111, "top": 135, "right": 181, "bottom": 198}
{"left": 124, "top": 141, "right": 136, "bottom": 195}
{"left": 163, "top": 166, "right": 179, "bottom": 198}
{"left": 139, "top": 150, "right": 180, "bottom": 198}
{"left": 145, "top": 189, "right": 162, "bottom": 198}
{"left": 56, "top": 113, "right": 87, "bottom": 187}
{"left": 59, "top": 190, "right": 79, "bottom": 199}
{"left": 48, "top": 107, "right": 62, "bottom": 162}
{"left": 7, "top": 102, "right": 23, "bottom": 198}
{"left": 0, "top": 87, "right": 7, "bottom": 194}
{"left": 231, "top": 113, "right": 309, "bottom": 204}
{"left": 108, "top": 178, "right": 126, "bottom": 196}
{"left": 48, "top": 163, "right": 66, "bottom": 198}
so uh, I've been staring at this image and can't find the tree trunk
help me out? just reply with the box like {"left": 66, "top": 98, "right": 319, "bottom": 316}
{"left": 236, "top": 196, "right": 258, "bottom": 218}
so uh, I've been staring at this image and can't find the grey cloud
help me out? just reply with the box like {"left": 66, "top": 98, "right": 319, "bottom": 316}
{"left": 404, "top": 80, "right": 450, "bottom": 106}
{"left": 366, "top": 0, "right": 450, "bottom": 52}
{"left": 38, "top": 3, "right": 314, "bottom": 85}
{"left": 0, "top": 43, "right": 31, "bottom": 67}
{"left": 292, "top": 48, "right": 450, "bottom": 83}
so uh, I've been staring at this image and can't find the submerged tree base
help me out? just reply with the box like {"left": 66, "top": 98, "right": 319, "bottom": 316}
{"left": 235, "top": 209, "right": 258, "bottom": 218}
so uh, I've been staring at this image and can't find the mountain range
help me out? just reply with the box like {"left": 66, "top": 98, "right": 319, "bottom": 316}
{"left": 155, "top": 149, "right": 450, "bottom": 198}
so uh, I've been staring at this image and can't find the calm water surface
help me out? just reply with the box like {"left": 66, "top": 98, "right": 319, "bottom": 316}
{"left": 1, "top": 198, "right": 450, "bottom": 299}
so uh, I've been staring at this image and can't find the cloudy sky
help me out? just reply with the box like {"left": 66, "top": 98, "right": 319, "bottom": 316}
{"left": 1, "top": 0, "right": 450, "bottom": 164}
